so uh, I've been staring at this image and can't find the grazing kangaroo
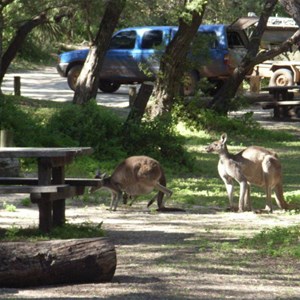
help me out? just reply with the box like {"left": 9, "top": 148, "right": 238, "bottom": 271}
{"left": 90, "top": 155, "right": 184, "bottom": 212}
{"left": 205, "top": 133, "right": 288, "bottom": 212}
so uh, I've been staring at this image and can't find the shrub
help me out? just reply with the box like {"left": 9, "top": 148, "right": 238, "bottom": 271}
{"left": 123, "top": 115, "right": 189, "bottom": 167}
{"left": 45, "top": 100, "right": 126, "bottom": 160}
{"left": 0, "top": 96, "right": 44, "bottom": 146}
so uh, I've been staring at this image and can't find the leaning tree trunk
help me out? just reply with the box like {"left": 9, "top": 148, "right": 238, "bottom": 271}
{"left": 280, "top": 0, "right": 300, "bottom": 26}
{"left": 209, "top": 0, "right": 277, "bottom": 114}
{"left": 72, "top": 0, "right": 126, "bottom": 105}
{"left": 0, "top": 238, "right": 116, "bottom": 287}
{"left": 148, "top": 1, "right": 206, "bottom": 118}
{"left": 125, "top": 82, "right": 154, "bottom": 126}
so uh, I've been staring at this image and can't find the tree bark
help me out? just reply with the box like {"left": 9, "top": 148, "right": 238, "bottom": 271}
{"left": 72, "top": 0, "right": 126, "bottom": 105}
{"left": 209, "top": 0, "right": 278, "bottom": 114}
{"left": 279, "top": 0, "right": 300, "bottom": 26}
{"left": 125, "top": 82, "right": 154, "bottom": 125}
{"left": 0, "top": 238, "right": 116, "bottom": 287}
{"left": 148, "top": 1, "right": 206, "bottom": 118}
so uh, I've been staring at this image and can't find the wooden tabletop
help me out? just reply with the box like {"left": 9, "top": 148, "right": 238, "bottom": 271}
{"left": 0, "top": 147, "right": 93, "bottom": 158}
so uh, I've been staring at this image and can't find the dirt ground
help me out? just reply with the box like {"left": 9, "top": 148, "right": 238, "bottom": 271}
{"left": 1, "top": 200, "right": 300, "bottom": 300}
{"left": 1, "top": 106, "right": 300, "bottom": 299}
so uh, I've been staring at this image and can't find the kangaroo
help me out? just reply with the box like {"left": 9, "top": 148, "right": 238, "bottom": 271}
{"left": 205, "top": 133, "right": 288, "bottom": 212}
{"left": 90, "top": 155, "right": 184, "bottom": 212}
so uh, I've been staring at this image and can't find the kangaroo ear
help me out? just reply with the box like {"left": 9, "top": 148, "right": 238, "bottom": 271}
{"left": 220, "top": 133, "right": 227, "bottom": 144}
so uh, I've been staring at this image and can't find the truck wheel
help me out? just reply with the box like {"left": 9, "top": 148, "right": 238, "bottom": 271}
{"left": 269, "top": 69, "right": 294, "bottom": 86}
{"left": 98, "top": 80, "right": 121, "bottom": 93}
{"left": 67, "top": 65, "right": 82, "bottom": 91}
{"left": 183, "top": 71, "right": 198, "bottom": 96}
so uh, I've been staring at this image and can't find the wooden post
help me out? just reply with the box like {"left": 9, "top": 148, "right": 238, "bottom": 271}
{"left": 128, "top": 85, "right": 137, "bottom": 107}
{"left": 52, "top": 166, "right": 65, "bottom": 227}
{"left": 0, "top": 130, "right": 14, "bottom": 147}
{"left": 0, "top": 238, "right": 117, "bottom": 287}
{"left": 37, "top": 158, "right": 53, "bottom": 233}
{"left": 250, "top": 76, "right": 261, "bottom": 93}
{"left": 14, "top": 76, "right": 21, "bottom": 96}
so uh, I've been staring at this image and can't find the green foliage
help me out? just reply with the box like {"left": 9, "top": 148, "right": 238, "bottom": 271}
{"left": 0, "top": 95, "right": 45, "bottom": 146}
{"left": 174, "top": 99, "right": 295, "bottom": 142}
{"left": 181, "top": 0, "right": 207, "bottom": 23}
{"left": 21, "top": 198, "right": 31, "bottom": 207}
{"left": 239, "top": 226, "right": 300, "bottom": 258}
{"left": 45, "top": 100, "right": 126, "bottom": 161}
{"left": 2, "top": 202, "right": 16, "bottom": 212}
{"left": 1, "top": 222, "right": 104, "bottom": 242}
{"left": 1, "top": 96, "right": 190, "bottom": 172}
{"left": 123, "top": 115, "right": 188, "bottom": 165}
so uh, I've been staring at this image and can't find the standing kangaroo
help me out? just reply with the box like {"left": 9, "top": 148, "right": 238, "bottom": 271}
{"left": 90, "top": 155, "right": 183, "bottom": 212}
{"left": 205, "top": 133, "right": 288, "bottom": 212}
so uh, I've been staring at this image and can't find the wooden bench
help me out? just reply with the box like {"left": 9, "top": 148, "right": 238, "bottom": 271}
{"left": 0, "top": 177, "right": 102, "bottom": 187}
{"left": 0, "top": 177, "right": 102, "bottom": 202}
{"left": 260, "top": 86, "right": 300, "bottom": 118}
{"left": 0, "top": 184, "right": 69, "bottom": 194}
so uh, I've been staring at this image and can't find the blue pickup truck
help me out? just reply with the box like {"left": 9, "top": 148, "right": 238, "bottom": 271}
{"left": 56, "top": 19, "right": 254, "bottom": 96}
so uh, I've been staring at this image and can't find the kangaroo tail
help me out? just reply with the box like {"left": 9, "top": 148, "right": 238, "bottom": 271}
{"left": 274, "top": 182, "right": 289, "bottom": 210}
{"left": 156, "top": 170, "right": 167, "bottom": 209}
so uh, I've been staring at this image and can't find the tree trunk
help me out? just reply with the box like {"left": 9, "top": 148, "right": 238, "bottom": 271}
{"left": 0, "top": 0, "right": 14, "bottom": 93}
{"left": 279, "top": 0, "right": 300, "bottom": 26}
{"left": 148, "top": 1, "right": 206, "bottom": 118}
{"left": 209, "top": 0, "right": 278, "bottom": 114}
{"left": 72, "top": 0, "right": 126, "bottom": 105}
{"left": 125, "top": 82, "right": 154, "bottom": 125}
{"left": 0, "top": 238, "right": 116, "bottom": 287}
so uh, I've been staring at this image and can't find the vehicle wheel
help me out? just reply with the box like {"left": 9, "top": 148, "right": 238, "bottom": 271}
{"left": 269, "top": 69, "right": 294, "bottom": 86}
{"left": 98, "top": 80, "right": 121, "bottom": 93}
{"left": 183, "top": 71, "right": 198, "bottom": 96}
{"left": 67, "top": 65, "right": 82, "bottom": 91}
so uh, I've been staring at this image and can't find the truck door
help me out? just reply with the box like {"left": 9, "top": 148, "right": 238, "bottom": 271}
{"left": 191, "top": 29, "right": 226, "bottom": 78}
{"left": 101, "top": 30, "right": 142, "bottom": 81}
{"left": 140, "top": 29, "right": 165, "bottom": 79}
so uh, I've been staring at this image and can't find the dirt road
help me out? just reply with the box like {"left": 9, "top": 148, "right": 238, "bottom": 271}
{"left": 1, "top": 199, "right": 300, "bottom": 299}
{"left": 2, "top": 67, "right": 130, "bottom": 108}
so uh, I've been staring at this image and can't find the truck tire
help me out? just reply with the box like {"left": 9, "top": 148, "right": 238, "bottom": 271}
{"left": 67, "top": 65, "right": 82, "bottom": 91}
{"left": 269, "top": 69, "right": 294, "bottom": 86}
{"left": 183, "top": 71, "right": 198, "bottom": 96}
{"left": 98, "top": 80, "right": 121, "bottom": 93}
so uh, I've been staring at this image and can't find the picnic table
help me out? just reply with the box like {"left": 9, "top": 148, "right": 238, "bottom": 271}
{"left": 0, "top": 147, "right": 102, "bottom": 232}
{"left": 260, "top": 85, "right": 300, "bottom": 118}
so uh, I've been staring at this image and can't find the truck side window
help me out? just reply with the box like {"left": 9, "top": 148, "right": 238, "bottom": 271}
{"left": 227, "top": 32, "right": 244, "bottom": 47}
{"left": 110, "top": 30, "right": 137, "bottom": 49}
{"left": 195, "top": 32, "right": 218, "bottom": 49}
{"left": 141, "top": 30, "right": 163, "bottom": 49}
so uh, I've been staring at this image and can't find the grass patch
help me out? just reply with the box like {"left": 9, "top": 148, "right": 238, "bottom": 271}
{"left": 239, "top": 225, "right": 300, "bottom": 258}
{"left": 0, "top": 222, "right": 104, "bottom": 242}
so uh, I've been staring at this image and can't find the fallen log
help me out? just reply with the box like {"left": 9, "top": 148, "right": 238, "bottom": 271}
{"left": 0, "top": 237, "right": 116, "bottom": 287}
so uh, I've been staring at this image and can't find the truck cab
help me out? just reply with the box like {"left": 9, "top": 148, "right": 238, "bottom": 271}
{"left": 57, "top": 21, "right": 252, "bottom": 96}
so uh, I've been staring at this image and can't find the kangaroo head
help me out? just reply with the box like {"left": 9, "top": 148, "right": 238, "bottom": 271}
{"left": 89, "top": 169, "right": 109, "bottom": 193}
{"left": 205, "top": 133, "right": 227, "bottom": 153}
{"left": 95, "top": 169, "right": 107, "bottom": 180}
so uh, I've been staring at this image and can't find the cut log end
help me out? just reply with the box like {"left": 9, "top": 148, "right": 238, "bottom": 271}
{"left": 0, "top": 237, "right": 116, "bottom": 288}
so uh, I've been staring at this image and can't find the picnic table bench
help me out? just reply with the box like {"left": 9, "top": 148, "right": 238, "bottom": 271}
{"left": 0, "top": 147, "right": 102, "bottom": 232}
{"left": 259, "top": 85, "right": 300, "bottom": 119}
